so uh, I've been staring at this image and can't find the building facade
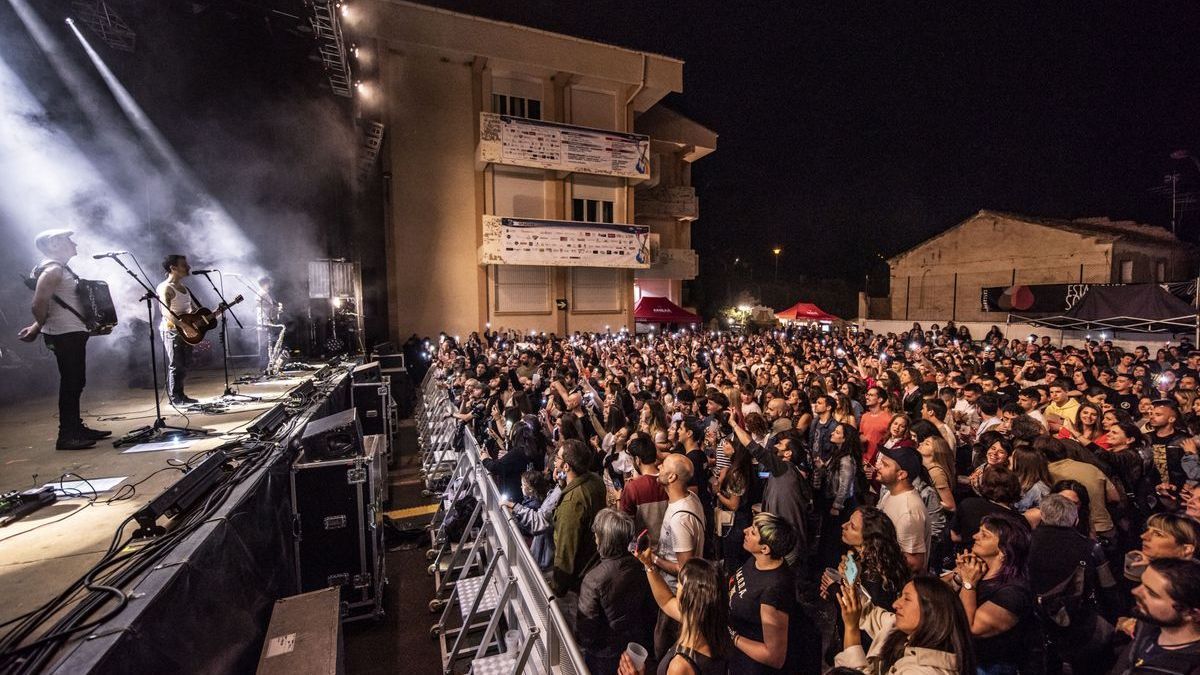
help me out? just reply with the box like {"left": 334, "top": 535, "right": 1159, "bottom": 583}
{"left": 355, "top": 1, "right": 683, "bottom": 339}
{"left": 633, "top": 106, "right": 716, "bottom": 308}
{"left": 881, "top": 210, "right": 1198, "bottom": 323}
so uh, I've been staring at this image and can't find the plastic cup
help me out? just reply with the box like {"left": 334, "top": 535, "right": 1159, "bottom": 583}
{"left": 1125, "top": 550, "right": 1148, "bottom": 581}
{"left": 625, "top": 642, "right": 648, "bottom": 670}
{"left": 505, "top": 629, "right": 521, "bottom": 653}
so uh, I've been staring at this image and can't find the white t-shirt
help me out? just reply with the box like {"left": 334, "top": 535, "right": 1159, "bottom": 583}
{"left": 35, "top": 261, "right": 87, "bottom": 335}
{"left": 659, "top": 492, "right": 705, "bottom": 591}
{"left": 878, "top": 487, "right": 929, "bottom": 558}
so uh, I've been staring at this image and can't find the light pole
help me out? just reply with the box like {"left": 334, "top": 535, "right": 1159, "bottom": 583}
{"left": 772, "top": 247, "right": 782, "bottom": 281}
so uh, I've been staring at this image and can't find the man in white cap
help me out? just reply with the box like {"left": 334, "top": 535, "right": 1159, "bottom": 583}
{"left": 18, "top": 229, "right": 111, "bottom": 450}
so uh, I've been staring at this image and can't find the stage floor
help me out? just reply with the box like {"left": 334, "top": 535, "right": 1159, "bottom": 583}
{"left": 0, "top": 366, "right": 314, "bottom": 628}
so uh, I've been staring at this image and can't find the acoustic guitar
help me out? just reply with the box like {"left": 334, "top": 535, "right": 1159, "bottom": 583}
{"left": 176, "top": 295, "right": 244, "bottom": 345}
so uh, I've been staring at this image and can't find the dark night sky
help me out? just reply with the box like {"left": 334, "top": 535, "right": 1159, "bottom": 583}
{"left": 415, "top": 1, "right": 1200, "bottom": 289}
{"left": 8, "top": 1, "right": 1200, "bottom": 301}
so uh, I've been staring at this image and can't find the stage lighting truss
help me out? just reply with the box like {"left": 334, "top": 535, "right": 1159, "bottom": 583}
{"left": 356, "top": 120, "right": 385, "bottom": 186}
{"left": 309, "top": 0, "right": 353, "bottom": 97}
{"left": 71, "top": 0, "right": 136, "bottom": 52}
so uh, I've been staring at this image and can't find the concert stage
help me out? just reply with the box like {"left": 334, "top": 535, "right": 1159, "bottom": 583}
{"left": 0, "top": 363, "right": 350, "bottom": 673}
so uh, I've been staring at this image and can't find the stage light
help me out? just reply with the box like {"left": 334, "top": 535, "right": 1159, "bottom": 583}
{"left": 341, "top": 3, "right": 351, "bottom": 19}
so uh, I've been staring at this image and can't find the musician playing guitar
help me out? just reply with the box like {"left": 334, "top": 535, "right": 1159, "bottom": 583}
{"left": 18, "top": 229, "right": 112, "bottom": 450}
{"left": 157, "top": 254, "right": 200, "bottom": 405}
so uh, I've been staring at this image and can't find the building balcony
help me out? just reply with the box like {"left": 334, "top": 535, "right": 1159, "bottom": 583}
{"left": 635, "top": 186, "right": 698, "bottom": 221}
{"left": 636, "top": 247, "right": 698, "bottom": 280}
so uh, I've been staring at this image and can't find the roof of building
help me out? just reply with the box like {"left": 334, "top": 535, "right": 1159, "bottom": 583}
{"left": 889, "top": 209, "right": 1189, "bottom": 263}
{"left": 635, "top": 105, "right": 718, "bottom": 162}
{"left": 391, "top": 1, "right": 684, "bottom": 63}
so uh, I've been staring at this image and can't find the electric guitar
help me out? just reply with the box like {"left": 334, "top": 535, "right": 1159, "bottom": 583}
{"left": 176, "top": 295, "right": 244, "bottom": 345}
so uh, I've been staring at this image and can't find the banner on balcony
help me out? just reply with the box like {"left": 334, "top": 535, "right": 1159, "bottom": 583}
{"left": 479, "top": 113, "right": 650, "bottom": 179}
{"left": 480, "top": 216, "right": 651, "bottom": 269}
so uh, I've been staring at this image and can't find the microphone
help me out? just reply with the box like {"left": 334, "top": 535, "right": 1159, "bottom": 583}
{"left": 191, "top": 269, "right": 218, "bottom": 274}
{"left": 92, "top": 251, "right": 128, "bottom": 259}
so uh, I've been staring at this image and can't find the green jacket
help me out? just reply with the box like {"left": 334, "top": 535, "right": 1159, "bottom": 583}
{"left": 551, "top": 471, "right": 606, "bottom": 596}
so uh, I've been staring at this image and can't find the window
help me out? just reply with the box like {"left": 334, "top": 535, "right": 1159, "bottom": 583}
{"left": 494, "top": 266, "right": 550, "bottom": 314}
{"left": 492, "top": 93, "right": 541, "bottom": 120}
{"left": 571, "top": 198, "right": 614, "bottom": 223}
{"left": 570, "top": 268, "right": 622, "bottom": 312}
{"left": 1119, "top": 260, "right": 1134, "bottom": 284}
{"left": 1157, "top": 260, "right": 1167, "bottom": 282}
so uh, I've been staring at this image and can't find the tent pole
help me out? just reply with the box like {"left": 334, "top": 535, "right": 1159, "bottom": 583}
{"left": 1194, "top": 274, "right": 1198, "bottom": 346}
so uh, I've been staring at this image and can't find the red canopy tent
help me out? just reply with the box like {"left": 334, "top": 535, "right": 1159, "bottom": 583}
{"left": 634, "top": 296, "right": 702, "bottom": 324}
{"left": 775, "top": 301, "right": 840, "bottom": 322}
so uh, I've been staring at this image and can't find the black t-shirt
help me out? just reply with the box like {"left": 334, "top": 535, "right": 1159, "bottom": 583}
{"left": 974, "top": 577, "right": 1035, "bottom": 666}
{"left": 997, "top": 383, "right": 1020, "bottom": 405}
{"left": 728, "top": 560, "right": 795, "bottom": 675}
{"left": 1116, "top": 622, "right": 1200, "bottom": 675}
{"left": 1111, "top": 392, "right": 1140, "bottom": 418}
{"left": 952, "top": 498, "right": 1014, "bottom": 546}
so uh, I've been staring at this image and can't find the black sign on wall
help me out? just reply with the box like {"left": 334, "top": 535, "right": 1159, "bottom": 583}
{"left": 555, "top": 298, "right": 568, "bottom": 310}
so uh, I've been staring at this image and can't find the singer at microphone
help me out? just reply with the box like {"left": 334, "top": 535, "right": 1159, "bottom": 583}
{"left": 92, "top": 251, "right": 128, "bottom": 259}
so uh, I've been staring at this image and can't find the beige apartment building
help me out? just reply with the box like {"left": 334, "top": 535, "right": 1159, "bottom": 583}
{"left": 881, "top": 210, "right": 1198, "bottom": 323}
{"left": 633, "top": 106, "right": 716, "bottom": 308}
{"left": 353, "top": 1, "right": 685, "bottom": 339}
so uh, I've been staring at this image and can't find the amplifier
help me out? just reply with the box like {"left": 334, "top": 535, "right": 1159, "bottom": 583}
{"left": 301, "top": 409, "right": 363, "bottom": 461}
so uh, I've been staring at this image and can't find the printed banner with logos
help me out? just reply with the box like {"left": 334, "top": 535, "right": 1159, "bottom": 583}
{"left": 480, "top": 216, "right": 651, "bottom": 269}
{"left": 479, "top": 113, "right": 650, "bottom": 179}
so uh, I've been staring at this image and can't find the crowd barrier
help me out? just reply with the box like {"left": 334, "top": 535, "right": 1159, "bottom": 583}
{"left": 416, "top": 370, "right": 587, "bottom": 675}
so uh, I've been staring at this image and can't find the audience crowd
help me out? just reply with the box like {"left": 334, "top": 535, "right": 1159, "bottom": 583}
{"left": 431, "top": 321, "right": 1200, "bottom": 674}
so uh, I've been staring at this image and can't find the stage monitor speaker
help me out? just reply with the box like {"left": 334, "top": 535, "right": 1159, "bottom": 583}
{"left": 378, "top": 353, "right": 405, "bottom": 371}
{"left": 352, "top": 361, "right": 381, "bottom": 384}
{"left": 301, "top": 409, "right": 363, "bottom": 461}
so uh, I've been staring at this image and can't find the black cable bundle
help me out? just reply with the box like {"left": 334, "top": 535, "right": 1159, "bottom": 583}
{"left": 0, "top": 437, "right": 279, "bottom": 674}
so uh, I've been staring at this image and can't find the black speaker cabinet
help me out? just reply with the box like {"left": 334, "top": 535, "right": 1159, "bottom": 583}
{"left": 351, "top": 381, "right": 390, "bottom": 440}
{"left": 291, "top": 444, "right": 385, "bottom": 622}
{"left": 301, "top": 409, "right": 363, "bottom": 461}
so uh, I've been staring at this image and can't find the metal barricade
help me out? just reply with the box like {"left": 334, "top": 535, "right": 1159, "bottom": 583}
{"left": 416, "top": 368, "right": 588, "bottom": 675}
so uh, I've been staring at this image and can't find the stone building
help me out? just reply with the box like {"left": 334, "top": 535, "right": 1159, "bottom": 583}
{"left": 354, "top": 0, "right": 686, "bottom": 338}
{"left": 633, "top": 106, "right": 716, "bottom": 309}
{"left": 882, "top": 210, "right": 1198, "bottom": 323}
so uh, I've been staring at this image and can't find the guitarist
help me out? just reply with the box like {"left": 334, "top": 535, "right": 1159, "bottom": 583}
{"left": 157, "top": 254, "right": 199, "bottom": 405}
{"left": 17, "top": 229, "right": 112, "bottom": 450}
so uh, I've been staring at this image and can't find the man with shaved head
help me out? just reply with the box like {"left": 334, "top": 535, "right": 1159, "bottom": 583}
{"left": 644, "top": 450, "right": 706, "bottom": 659}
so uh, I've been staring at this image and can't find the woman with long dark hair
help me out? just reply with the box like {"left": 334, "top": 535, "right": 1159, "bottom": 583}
{"left": 716, "top": 433, "right": 758, "bottom": 575}
{"left": 818, "top": 423, "right": 865, "bottom": 568}
{"left": 819, "top": 507, "right": 912, "bottom": 663}
{"left": 952, "top": 513, "right": 1036, "bottom": 674}
{"left": 621, "top": 557, "right": 728, "bottom": 675}
{"left": 1010, "top": 444, "right": 1052, "bottom": 513}
{"left": 834, "top": 575, "right": 976, "bottom": 674}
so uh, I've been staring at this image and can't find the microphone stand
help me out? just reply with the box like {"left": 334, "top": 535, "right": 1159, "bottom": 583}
{"left": 99, "top": 255, "right": 210, "bottom": 447}
{"left": 196, "top": 271, "right": 258, "bottom": 403}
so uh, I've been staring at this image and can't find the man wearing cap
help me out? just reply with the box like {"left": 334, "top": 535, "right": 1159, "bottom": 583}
{"left": 875, "top": 445, "right": 930, "bottom": 573}
{"left": 18, "top": 229, "right": 111, "bottom": 450}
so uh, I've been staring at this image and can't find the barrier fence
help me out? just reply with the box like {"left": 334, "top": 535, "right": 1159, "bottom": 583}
{"left": 416, "top": 369, "right": 587, "bottom": 675}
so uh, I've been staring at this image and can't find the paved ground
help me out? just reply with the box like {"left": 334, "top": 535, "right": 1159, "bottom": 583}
{"left": 343, "top": 420, "right": 445, "bottom": 673}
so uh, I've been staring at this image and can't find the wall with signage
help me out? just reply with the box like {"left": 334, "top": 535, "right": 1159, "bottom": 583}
{"left": 478, "top": 113, "right": 650, "bottom": 180}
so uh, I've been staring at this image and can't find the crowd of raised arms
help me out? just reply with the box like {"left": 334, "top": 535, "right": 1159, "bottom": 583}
{"left": 429, "top": 321, "right": 1200, "bottom": 675}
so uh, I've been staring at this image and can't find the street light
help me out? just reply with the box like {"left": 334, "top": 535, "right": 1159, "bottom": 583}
{"left": 772, "top": 247, "right": 782, "bottom": 281}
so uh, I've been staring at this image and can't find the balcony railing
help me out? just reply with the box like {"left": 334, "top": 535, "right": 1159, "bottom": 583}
{"left": 635, "top": 185, "right": 698, "bottom": 221}
{"left": 636, "top": 247, "right": 698, "bottom": 280}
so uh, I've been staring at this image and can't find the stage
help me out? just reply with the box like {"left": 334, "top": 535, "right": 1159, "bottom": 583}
{"left": 0, "top": 364, "right": 330, "bottom": 671}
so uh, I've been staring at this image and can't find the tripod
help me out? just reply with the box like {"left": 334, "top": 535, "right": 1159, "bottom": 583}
{"left": 104, "top": 256, "right": 210, "bottom": 448}
{"left": 196, "top": 271, "right": 259, "bottom": 404}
